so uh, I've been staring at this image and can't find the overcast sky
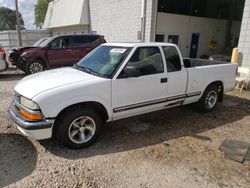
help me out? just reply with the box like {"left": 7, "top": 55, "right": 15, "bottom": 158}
{"left": 0, "top": 0, "right": 37, "bottom": 29}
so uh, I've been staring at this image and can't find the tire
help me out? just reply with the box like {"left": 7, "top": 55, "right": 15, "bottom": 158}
{"left": 195, "top": 85, "right": 219, "bottom": 112}
{"left": 25, "top": 59, "right": 45, "bottom": 74}
{"left": 54, "top": 107, "right": 103, "bottom": 149}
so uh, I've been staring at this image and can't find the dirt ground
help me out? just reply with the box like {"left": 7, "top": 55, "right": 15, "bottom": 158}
{"left": 0, "top": 69, "right": 250, "bottom": 188}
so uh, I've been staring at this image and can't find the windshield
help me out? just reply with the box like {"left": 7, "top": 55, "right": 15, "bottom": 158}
{"left": 33, "top": 37, "right": 49, "bottom": 47}
{"left": 76, "top": 45, "right": 131, "bottom": 78}
{"left": 39, "top": 36, "right": 57, "bottom": 47}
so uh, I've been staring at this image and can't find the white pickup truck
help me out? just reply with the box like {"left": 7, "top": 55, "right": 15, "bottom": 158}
{"left": 9, "top": 43, "right": 237, "bottom": 149}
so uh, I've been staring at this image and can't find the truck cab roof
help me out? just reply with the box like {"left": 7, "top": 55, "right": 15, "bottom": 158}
{"left": 102, "top": 42, "right": 178, "bottom": 48}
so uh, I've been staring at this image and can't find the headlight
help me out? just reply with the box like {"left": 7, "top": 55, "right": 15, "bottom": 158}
{"left": 21, "top": 51, "right": 30, "bottom": 56}
{"left": 18, "top": 96, "right": 44, "bottom": 121}
{"left": 20, "top": 96, "right": 40, "bottom": 110}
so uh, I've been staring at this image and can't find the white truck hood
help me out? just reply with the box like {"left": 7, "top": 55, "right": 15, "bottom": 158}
{"left": 15, "top": 67, "right": 97, "bottom": 99}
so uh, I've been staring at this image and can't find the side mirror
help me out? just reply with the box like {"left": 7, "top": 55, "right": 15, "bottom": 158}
{"left": 47, "top": 43, "right": 52, "bottom": 49}
{"left": 122, "top": 65, "right": 140, "bottom": 78}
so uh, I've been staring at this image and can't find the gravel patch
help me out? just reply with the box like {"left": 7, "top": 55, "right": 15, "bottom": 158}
{"left": 1, "top": 69, "right": 250, "bottom": 188}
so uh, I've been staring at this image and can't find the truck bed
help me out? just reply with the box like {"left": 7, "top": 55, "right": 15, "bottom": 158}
{"left": 183, "top": 58, "right": 230, "bottom": 68}
{"left": 183, "top": 58, "right": 237, "bottom": 105}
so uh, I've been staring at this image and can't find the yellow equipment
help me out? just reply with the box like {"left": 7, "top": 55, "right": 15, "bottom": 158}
{"left": 231, "top": 48, "right": 239, "bottom": 64}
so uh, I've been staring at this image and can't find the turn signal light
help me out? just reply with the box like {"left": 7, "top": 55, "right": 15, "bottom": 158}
{"left": 19, "top": 109, "right": 44, "bottom": 121}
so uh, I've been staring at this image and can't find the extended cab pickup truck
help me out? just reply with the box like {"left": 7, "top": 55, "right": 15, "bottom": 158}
{"left": 9, "top": 43, "right": 237, "bottom": 149}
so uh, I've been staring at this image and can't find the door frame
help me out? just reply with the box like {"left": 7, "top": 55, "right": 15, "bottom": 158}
{"left": 111, "top": 45, "right": 169, "bottom": 120}
{"left": 189, "top": 33, "right": 200, "bottom": 58}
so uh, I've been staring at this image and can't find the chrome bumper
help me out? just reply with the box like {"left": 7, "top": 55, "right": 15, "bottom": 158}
{"left": 8, "top": 101, "right": 54, "bottom": 140}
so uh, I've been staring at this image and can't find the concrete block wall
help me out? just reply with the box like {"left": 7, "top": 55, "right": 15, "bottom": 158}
{"left": 0, "top": 30, "right": 50, "bottom": 50}
{"left": 238, "top": 0, "right": 250, "bottom": 67}
{"left": 89, "top": 0, "right": 155, "bottom": 42}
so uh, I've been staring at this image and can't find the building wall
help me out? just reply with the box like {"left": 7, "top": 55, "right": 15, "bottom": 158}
{"left": 144, "top": 0, "right": 158, "bottom": 42}
{"left": 89, "top": 0, "right": 155, "bottom": 42}
{"left": 238, "top": 0, "right": 250, "bottom": 66}
{"left": 156, "top": 13, "right": 241, "bottom": 57}
{"left": 44, "top": 0, "right": 90, "bottom": 35}
{"left": 0, "top": 30, "right": 50, "bottom": 50}
{"left": 50, "top": 25, "right": 89, "bottom": 36}
{"left": 44, "top": 0, "right": 89, "bottom": 29}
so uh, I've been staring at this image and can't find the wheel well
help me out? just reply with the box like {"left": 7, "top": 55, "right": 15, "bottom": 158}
{"left": 208, "top": 81, "right": 224, "bottom": 102}
{"left": 55, "top": 102, "right": 109, "bottom": 124}
{"left": 27, "top": 57, "right": 46, "bottom": 68}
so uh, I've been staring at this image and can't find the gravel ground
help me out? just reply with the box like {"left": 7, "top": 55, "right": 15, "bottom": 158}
{"left": 0, "top": 69, "right": 250, "bottom": 188}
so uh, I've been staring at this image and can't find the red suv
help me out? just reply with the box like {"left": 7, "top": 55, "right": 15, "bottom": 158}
{"left": 9, "top": 35, "right": 106, "bottom": 74}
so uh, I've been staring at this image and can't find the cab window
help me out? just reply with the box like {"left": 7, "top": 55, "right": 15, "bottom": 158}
{"left": 126, "top": 47, "right": 164, "bottom": 76}
{"left": 163, "top": 46, "right": 182, "bottom": 72}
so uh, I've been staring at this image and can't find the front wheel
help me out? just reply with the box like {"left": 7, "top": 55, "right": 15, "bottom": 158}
{"left": 195, "top": 85, "right": 219, "bottom": 112}
{"left": 25, "top": 59, "right": 45, "bottom": 74}
{"left": 54, "top": 107, "right": 103, "bottom": 149}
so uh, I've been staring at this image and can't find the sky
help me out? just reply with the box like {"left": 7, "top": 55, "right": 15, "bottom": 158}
{"left": 0, "top": 0, "right": 37, "bottom": 29}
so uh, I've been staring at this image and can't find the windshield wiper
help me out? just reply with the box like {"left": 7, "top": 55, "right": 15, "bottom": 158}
{"left": 74, "top": 64, "right": 98, "bottom": 76}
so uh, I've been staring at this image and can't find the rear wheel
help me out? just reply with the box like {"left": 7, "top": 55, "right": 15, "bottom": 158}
{"left": 25, "top": 59, "right": 45, "bottom": 74}
{"left": 195, "top": 85, "right": 219, "bottom": 112}
{"left": 54, "top": 107, "right": 103, "bottom": 149}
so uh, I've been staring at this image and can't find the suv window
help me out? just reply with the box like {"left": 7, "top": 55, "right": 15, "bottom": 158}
{"left": 50, "top": 37, "right": 70, "bottom": 48}
{"left": 163, "top": 46, "right": 182, "bottom": 72}
{"left": 69, "top": 36, "right": 89, "bottom": 47}
{"left": 88, "top": 36, "right": 99, "bottom": 43}
{"left": 126, "top": 47, "right": 164, "bottom": 76}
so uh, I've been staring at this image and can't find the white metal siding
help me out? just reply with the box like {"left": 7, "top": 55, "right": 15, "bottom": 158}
{"left": 44, "top": 0, "right": 89, "bottom": 29}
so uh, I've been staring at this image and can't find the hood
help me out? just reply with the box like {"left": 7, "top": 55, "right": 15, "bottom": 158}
{"left": 9, "top": 47, "right": 41, "bottom": 61}
{"left": 15, "top": 67, "right": 98, "bottom": 99}
{"left": 20, "top": 46, "right": 42, "bottom": 54}
{"left": 19, "top": 46, "right": 38, "bottom": 51}
{"left": 12, "top": 46, "right": 39, "bottom": 54}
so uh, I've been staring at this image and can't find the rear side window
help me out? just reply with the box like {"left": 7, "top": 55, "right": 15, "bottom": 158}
{"left": 163, "top": 46, "right": 182, "bottom": 72}
{"left": 69, "top": 36, "right": 89, "bottom": 47}
{"left": 88, "top": 36, "right": 100, "bottom": 43}
{"left": 127, "top": 47, "right": 164, "bottom": 76}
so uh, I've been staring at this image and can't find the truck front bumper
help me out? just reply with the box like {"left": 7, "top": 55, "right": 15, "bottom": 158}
{"left": 8, "top": 102, "right": 54, "bottom": 140}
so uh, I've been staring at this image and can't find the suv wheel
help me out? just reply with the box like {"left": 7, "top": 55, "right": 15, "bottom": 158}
{"left": 26, "top": 59, "right": 45, "bottom": 74}
{"left": 54, "top": 107, "right": 103, "bottom": 149}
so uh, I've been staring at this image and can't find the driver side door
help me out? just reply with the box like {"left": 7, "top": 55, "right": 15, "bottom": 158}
{"left": 47, "top": 36, "right": 73, "bottom": 68}
{"left": 112, "top": 46, "right": 168, "bottom": 120}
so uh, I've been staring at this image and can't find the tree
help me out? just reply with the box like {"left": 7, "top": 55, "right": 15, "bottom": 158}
{"left": 34, "top": 0, "right": 52, "bottom": 28}
{"left": 0, "top": 7, "right": 24, "bottom": 31}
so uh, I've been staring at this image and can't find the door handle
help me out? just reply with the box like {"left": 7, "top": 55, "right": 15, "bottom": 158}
{"left": 161, "top": 78, "right": 168, "bottom": 83}
{"left": 85, "top": 48, "right": 92, "bottom": 51}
